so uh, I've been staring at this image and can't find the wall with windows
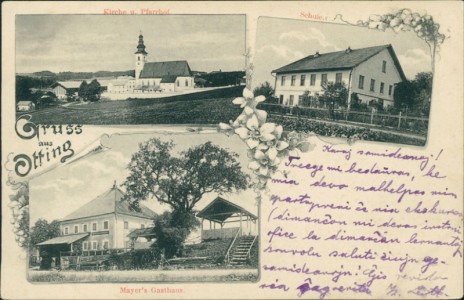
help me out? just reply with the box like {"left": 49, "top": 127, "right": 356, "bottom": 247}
{"left": 114, "top": 214, "right": 153, "bottom": 249}
{"left": 351, "top": 48, "right": 403, "bottom": 108}
{"left": 175, "top": 76, "right": 195, "bottom": 92}
{"left": 274, "top": 70, "right": 350, "bottom": 106}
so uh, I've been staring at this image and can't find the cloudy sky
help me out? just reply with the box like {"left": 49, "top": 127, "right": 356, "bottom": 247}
{"left": 16, "top": 15, "right": 246, "bottom": 73}
{"left": 253, "top": 17, "right": 432, "bottom": 87}
{"left": 29, "top": 131, "right": 258, "bottom": 225}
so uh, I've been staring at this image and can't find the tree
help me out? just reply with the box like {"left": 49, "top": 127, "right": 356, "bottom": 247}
{"left": 86, "top": 79, "right": 102, "bottom": 101}
{"left": 394, "top": 72, "right": 433, "bottom": 115}
{"left": 122, "top": 139, "right": 249, "bottom": 214}
{"left": 253, "top": 81, "right": 276, "bottom": 102}
{"left": 321, "top": 82, "right": 348, "bottom": 108}
{"left": 29, "top": 219, "right": 61, "bottom": 250}
{"left": 78, "top": 81, "right": 88, "bottom": 100}
{"left": 300, "top": 90, "right": 312, "bottom": 107}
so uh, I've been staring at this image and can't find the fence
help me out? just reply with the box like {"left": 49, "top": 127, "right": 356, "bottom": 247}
{"left": 257, "top": 103, "right": 429, "bottom": 134}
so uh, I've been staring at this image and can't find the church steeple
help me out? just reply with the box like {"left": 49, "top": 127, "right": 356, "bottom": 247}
{"left": 135, "top": 32, "right": 148, "bottom": 55}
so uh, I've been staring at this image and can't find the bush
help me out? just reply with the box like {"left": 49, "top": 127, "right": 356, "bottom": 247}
{"left": 108, "top": 248, "right": 161, "bottom": 270}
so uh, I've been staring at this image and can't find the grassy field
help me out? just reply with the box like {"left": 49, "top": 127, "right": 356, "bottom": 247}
{"left": 22, "top": 86, "right": 243, "bottom": 125}
{"left": 28, "top": 268, "right": 258, "bottom": 282}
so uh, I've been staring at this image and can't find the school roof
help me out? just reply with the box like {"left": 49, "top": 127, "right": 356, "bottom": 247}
{"left": 140, "top": 61, "right": 192, "bottom": 79}
{"left": 36, "top": 233, "right": 89, "bottom": 246}
{"left": 61, "top": 185, "right": 156, "bottom": 222}
{"left": 272, "top": 44, "right": 407, "bottom": 81}
{"left": 196, "top": 196, "right": 258, "bottom": 223}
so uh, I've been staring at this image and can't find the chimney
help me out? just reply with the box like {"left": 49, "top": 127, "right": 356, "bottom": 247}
{"left": 314, "top": 51, "right": 320, "bottom": 57}
{"left": 345, "top": 46, "right": 352, "bottom": 53}
{"left": 113, "top": 180, "right": 117, "bottom": 189}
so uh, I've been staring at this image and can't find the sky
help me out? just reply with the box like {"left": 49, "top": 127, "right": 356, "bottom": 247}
{"left": 29, "top": 131, "right": 258, "bottom": 226}
{"left": 16, "top": 15, "right": 246, "bottom": 73}
{"left": 253, "top": 17, "right": 432, "bottom": 87}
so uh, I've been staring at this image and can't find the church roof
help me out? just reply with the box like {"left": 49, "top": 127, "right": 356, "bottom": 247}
{"left": 160, "top": 75, "right": 178, "bottom": 83}
{"left": 61, "top": 185, "right": 156, "bottom": 221}
{"left": 140, "top": 61, "right": 192, "bottom": 79}
{"left": 272, "top": 44, "right": 406, "bottom": 81}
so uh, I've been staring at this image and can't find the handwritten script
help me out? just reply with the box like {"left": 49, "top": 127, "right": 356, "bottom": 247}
{"left": 261, "top": 143, "right": 462, "bottom": 299}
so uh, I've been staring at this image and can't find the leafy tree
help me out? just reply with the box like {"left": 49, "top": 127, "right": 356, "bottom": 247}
{"left": 87, "top": 79, "right": 102, "bottom": 102}
{"left": 253, "top": 81, "right": 275, "bottom": 102}
{"left": 78, "top": 81, "right": 88, "bottom": 100}
{"left": 394, "top": 72, "right": 433, "bottom": 115}
{"left": 122, "top": 138, "right": 249, "bottom": 214}
{"left": 300, "top": 90, "right": 312, "bottom": 107}
{"left": 16, "top": 76, "right": 33, "bottom": 102}
{"left": 29, "top": 219, "right": 61, "bottom": 250}
{"left": 321, "top": 82, "right": 348, "bottom": 108}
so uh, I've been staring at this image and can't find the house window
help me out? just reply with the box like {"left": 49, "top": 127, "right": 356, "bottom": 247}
{"left": 382, "top": 60, "right": 387, "bottom": 73}
{"left": 281, "top": 76, "right": 286, "bottom": 86}
{"left": 92, "top": 241, "right": 98, "bottom": 250}
{"left": 310, "top": 74, "right": 316, "bottom": 86}
{"left": 124, "top": 221, "right": 128, "bottom": 229}
{"left": 92, "top": 223, "right": 97, "bottom": 231}
{"left": 177, "top": 81, "right": 179, "bottom": 87}
{"left": 141, "top": 224, "right": 145, "bottom": 229}
{"left": 103, "top": 241, "right": 109, "bottom": 249}
{"left": 83, "top": 224, "right": 88, "bottom": 232}
{"left": 289, "top": 95, "right": 294, "bottom": 106}
{"left": 336, "top": 73, "right": 342, "bottom": 84}
{"left": 321, "top": 74, "right": 328, "bottom": 86}
{"left": 74, "top": 225, "right": 79, "bottom": 234}
{"left": 103, "top": 221, "right": 109, "bottom": 230}
{"left": 358, "top": 75, "right": 365, "bottom": 89}
{"left": 64, "top": 227, "right": 69, "bottom": 235}
{"left": 370, "top": 79, "right": 375, "bottom": 92}
{"left": 138, "top": 57, "right": 140, "bottom": 61}
{"left": 388, "top": 85, "right": 393, "bottom": 96}
{"left": 298, "top": 95, "right": 303, "bottom": 104}
{"left": 291, "top": 75, "right": 296, "bottom": 86}
{"left": 300, "top": 75, "right": 306, "bottom": 86}
{"left": 279, "top": 95, "right": 284, "bottom": 104}
{"left": 380, "top": 82, "right": 385, "bottom": 94}
{"left": 83, "top": 242, "right": 88, "bottom": 250}
{"left": 185, "top": 80, "right": 188, "bottom": 87}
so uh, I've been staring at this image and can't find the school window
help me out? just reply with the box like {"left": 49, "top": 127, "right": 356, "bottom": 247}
{"left": 83, "top": 242, "right": 88, "bottom": 250}
{"left": 382, "top": 60, "right": 387, "bottom": 73}
{"left": 83, "top": 224, "right": 88, "bottom": 232}
{"left": 291, "top": 75, "right": 296, "bottom": 86}
{"left": 298, "top": 95, "right": 303, "bottom": 104}
{"left": 289, "top": 95, "right": 294, "bottom": 106}
{"left": 64, "top": 227, "right": 69, "bottom": 235}
{"left": 103, "top": 221, "right": 109, "bottom": 230}
{"left": 300, "top": 75, "right": 306, "bottom": 86}
{"left": 177, "top": 81, "right": 179, "bottom": 87}
{"left": 358, "top": 75, "right": 365, "bottom": 89}
{"left": 185, "top": 80, "right": 188, "bottom": 86}
{"left": 92, "top": 223, "right": 97, "bottom": 231}
{"left": 103, "top": 241, "right": 109, "bottom": 249}
{"left": 321, "top": 74, "right": 327, "bottom": 86}
{"left": 380, "top": 82, "right": 385, "bottom": 94}
{"left": 388, "top": 85, "right": 393, "bottom": 96}
{"left": 74, "top": 225, "right": 79, "bottom": 234}
{"left": 370, "top": 79, "right": 375, "bottom": 92}
{"left": 281, "top": 76, "right": 286, "bottom": 86}
{"left": 124, "top": 221, "right": 128, "bottom": 229}
{"left": 279, "top": 95, "right": 284, "bottom": 104}
{"left": 310, "top": 74, "right": 316, "bottom": 86}
{"left": 92, "top": 241, "right": 98, "bottom": 250}
{"left": 335, "top": 73, "right": 342, "bottom": 84}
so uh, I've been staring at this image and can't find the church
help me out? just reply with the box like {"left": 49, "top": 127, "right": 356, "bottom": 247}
{"left": 107, "top": 33, "right": 195, "bottom": 94}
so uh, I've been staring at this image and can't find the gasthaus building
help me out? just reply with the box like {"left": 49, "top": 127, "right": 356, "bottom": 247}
{"left": 272, "top": 44, "right": 406, "bottom": 109}
{"left": 36, "top": 183, "right": 156, "bottom": 266}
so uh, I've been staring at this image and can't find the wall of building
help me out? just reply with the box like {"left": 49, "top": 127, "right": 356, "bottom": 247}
{"left": 175, "top": 76, "right": 195, "bottom": 92}
{"left": 114, "top": 214, "right": 153, "bottom": 249}
{"left": 274, "top": 70, "right": 351, "bottom": 106}
{"left": 53, "top": 85, "right": 67, "bottom": 99}
{"left": 351, "top": 48, "right": 403, "bottom": 108}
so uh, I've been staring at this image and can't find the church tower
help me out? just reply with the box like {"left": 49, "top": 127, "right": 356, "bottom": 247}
{"left": 135, "top": 32, "right": 148, "bottom": 80}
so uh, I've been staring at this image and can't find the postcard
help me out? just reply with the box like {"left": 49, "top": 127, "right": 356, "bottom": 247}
{"left": 2, "top": 1, "right": 463, "bottom": 299}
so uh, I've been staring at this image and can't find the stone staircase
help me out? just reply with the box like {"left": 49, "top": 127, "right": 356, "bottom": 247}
{"left": 229, "top": 235, "right": 256, "bottom": 265}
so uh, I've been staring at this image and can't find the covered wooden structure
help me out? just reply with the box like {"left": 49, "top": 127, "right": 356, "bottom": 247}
{"left": 196, "top": 197, "right": 258, "bottom": 240}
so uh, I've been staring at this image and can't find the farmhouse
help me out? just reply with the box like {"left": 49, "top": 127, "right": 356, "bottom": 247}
{"left": 36, "top": 183, "right": 156, "bottom": 268}
{"left": 272, "top": 44, "right": 406, "bottom": 109}
{"left": 16, "top": 101, "right": 35, "bottom": 112}
{"left": 50, "top": 81, "right": 83, "bottom": 99}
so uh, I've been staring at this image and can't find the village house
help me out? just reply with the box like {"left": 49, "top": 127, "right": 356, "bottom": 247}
{"left": 272, "top": 44, "right": 406, "bottom": 109}
{"left": 51, "top": 80, "right": 108, "bottom": 99}
{"left": 16, "top": 101, "right": 35, "bottom": 112}
{"left": 36, "top": 183, "right": 156, "bottom": 267}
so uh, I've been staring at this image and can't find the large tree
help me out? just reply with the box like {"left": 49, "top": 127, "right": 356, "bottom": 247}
{"left": 253, "top": 81, "right": 276, "bottom": 103}
{"left": 122, "top": 138, "right": 249, "bottom": 214}
{"left": 394, "top": 72, "right": 433, "bottom": 115}
{"left": 29, "top": 219, "right": 61, "bottom": 249}
{"left": 322, "top": 82, "right": 348, "bottom": 108}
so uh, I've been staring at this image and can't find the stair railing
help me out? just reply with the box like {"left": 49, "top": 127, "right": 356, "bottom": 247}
{"left": 245, "top": 235, "right": 258, "bottom": 259}
{"left": 225, "top": 227, "right": 241, "bottom": 263}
